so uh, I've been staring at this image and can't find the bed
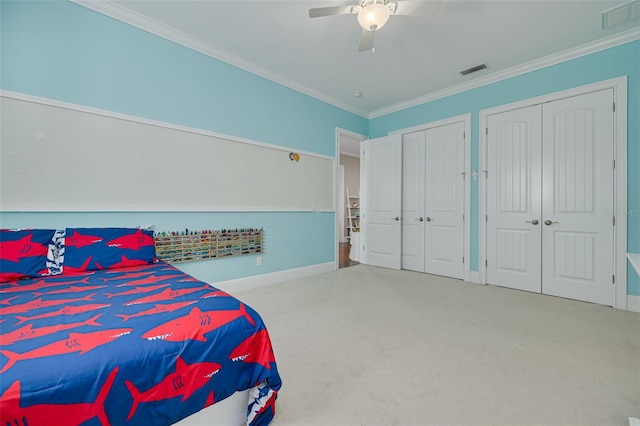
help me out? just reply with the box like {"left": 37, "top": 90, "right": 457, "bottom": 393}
{"left": 0, "top": 227, "right": 282, "bottom": 425}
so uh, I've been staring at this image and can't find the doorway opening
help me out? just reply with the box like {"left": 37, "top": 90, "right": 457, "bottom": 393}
{"left": 336, "top": 128, "right": 366, "bottom": 269}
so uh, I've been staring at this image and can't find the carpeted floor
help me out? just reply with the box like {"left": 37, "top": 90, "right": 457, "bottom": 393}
{"left": 235, "top": 265, "right": 640, "bottom": 426}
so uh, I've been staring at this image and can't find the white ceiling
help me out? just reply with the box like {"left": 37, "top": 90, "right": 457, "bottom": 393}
{"left": 82, "top": 0, "right": 638, "bottom": 119}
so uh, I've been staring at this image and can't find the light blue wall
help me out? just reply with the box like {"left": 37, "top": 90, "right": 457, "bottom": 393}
{"left": 0, "top": 0, "right": 367, "bottom": 284}
{"left": 370, "top": 40, "right": 640, "bottom": 296}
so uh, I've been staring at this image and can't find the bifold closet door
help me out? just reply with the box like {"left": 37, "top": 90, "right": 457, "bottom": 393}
{"left": 541, "top": 89, "right": 614, "bottom": 306}
{"left": 401, "top": 122, "right": 465, "bottom": 278}
{"left": 424, "top": 122, "right": 465, "bottom": 279}
{"left": 402, "top": 130, "right": 426, "bottom": 272}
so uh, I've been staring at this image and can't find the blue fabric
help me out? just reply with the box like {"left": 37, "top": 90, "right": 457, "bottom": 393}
{"left": 63, "top": 228, "right": 157, "bottom": 274}
{"left": 0, "top": 262, "right": 281, "bottom": 425}
{"left": 0, "top": 229, "right": 57, "bottom": 282}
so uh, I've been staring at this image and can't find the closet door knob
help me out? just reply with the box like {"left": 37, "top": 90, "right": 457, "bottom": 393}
{"left": 391, "top": 217, "right": 400, "bottom": 221}
{"left": 544, "top": 220, "right": 559, "bottom": 226}
{"left": 525, "top": 219, "right": 539, "bottom": 225}
{"left": 426, "top": 217, "right": 434, "bottom": 222}
{"left": 414, "top": 217, "right": 424, "bottom": 222}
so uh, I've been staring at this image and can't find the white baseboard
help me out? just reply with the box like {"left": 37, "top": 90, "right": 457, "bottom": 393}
{"left": 215, "top": 262, "right": 335, "bottom": 293}
{"left": 627, "top": 295, "right": 640, "bottom": 313}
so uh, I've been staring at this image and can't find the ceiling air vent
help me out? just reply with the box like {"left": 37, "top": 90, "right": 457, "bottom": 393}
{"left": 460, "top": 63, "right": 488, "bottom": 76}
{"left": 602, "top": 0, "right": 640, "bottom": 30}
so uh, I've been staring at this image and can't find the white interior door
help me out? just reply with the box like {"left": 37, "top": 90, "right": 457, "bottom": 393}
{"left": 486, "top": 105, "right": 543, "bottom": 293}
{"left": 402, "top": 130, "right": 426, "bottom": 272}
{"left": 362, "top": 134, "right": 402, "bottom": 269}
{"left": 541, "top": 89, "right": 614, "bottom": 305}
{"left": 424, "top": 122, "right": 465, "bottom": 279}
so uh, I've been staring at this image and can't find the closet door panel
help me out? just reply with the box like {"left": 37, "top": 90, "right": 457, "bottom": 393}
{"left": 541, "top": 89, "right": 614, "bottom": 305}
{"left": 486, "top": 105, "right": 542, "bottom": 292}
{"left": 424, "top": 122, "right": 465, "bottom": 279}
{"left": 401, "top": 131, "right": 426, "bottom": 272}
{"left": 362, "top": 134, "right": 403, "bottom": 270}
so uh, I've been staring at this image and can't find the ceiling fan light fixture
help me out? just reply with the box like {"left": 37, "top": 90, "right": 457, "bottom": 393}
{"left": 357, "top": 2, "right": 391, "bottom": 31}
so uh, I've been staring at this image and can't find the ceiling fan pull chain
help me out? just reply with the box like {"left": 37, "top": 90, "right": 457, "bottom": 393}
{"left": 369, "top": 32, "right": 376, "bottom": 76}
{"left": 369, "top": 47, "right": 374, "bottom": 76}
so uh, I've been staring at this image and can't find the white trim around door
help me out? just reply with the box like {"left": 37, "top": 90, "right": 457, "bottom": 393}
{"left": 479, "top": 76, "right": 628, "bottom": 310}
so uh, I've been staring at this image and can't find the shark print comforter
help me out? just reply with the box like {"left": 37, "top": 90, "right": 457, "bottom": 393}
{"left": 0, "top": 262, "right": 281, "bottom": 425}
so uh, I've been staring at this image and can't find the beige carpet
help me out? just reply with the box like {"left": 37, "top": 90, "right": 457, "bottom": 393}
{"left": 236, "top": 265, "right": 640, "bottom": 426}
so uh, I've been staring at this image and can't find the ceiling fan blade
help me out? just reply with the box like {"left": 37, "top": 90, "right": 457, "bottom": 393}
{"left": 358, "top": 29, "right": 375, "bottom": 52}
{"left": 392, "top": 0, "right": 442, "bottom": 16}
{"left": 309, "top": 5, "right": 355, "bottom": 18}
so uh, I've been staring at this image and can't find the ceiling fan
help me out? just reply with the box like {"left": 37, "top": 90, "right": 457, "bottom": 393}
{"left": 309, "top": 0, "right": 442, "bottom": 52}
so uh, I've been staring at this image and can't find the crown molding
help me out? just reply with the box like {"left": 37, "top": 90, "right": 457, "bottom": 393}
{"left": 71, "top": 0, "right": 370, "bottom": 118}
{"left": 70, "top": 1, "right": 638, "bottom": 121}
{"left": 369, "top": 27, "right": 640, "bottom": 118}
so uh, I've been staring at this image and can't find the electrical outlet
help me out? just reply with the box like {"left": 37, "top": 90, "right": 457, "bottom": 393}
{"left": 256, "top": 256, "right": 262, "bottom": 266}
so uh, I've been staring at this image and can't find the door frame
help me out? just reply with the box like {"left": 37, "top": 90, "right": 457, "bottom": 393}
{"left": 390, "top": 114, "right": 472, "bottom": 281}
{"left": 479, "top": 76, "right": 628, "bottom": 309}
{"left": 338, "top": 164, "right": 346, "bottom": 244}
{"left": 334, "top": 127, "right": 367, "bottom": 270}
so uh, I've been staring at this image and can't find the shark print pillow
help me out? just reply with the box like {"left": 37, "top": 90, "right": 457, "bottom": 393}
{"left": 63, "top": 227, "right": 157, "bottom": 274}
{"left": 0, "top": 229, "right": 58, "bottom": 282}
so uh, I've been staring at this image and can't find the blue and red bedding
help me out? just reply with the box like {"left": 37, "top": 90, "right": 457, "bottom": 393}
{"left": 0, "top": 260, "right": 281, "bottom": 425}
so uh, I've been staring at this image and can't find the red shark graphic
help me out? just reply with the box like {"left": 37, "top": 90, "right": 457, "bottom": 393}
{"left": 0, "top": 314, "right": 102, "bottom": 345}
{"left": 200, "top": 290, "right": 232, "bottom": 299}
{"left": 0, "top": 328, "right": 132, "bottom": 373}
{"left": 0, "top": 273, "right": 19, "bottom": 288}
{"left": 105, "top": 263, "right": 168, "bottom": 274}
{"left": 229, "top": 329, "right": 276, "bottom": 370}
{"left": 0, "top": 277, "right": 93, "bottom": 294}
{"left": 107, "top": 229, "right": 154, "bottom": 250}
{"left": 101, "top": 270, "right": 153, "bottom": 281}
{"left": 206, "top": 391, "right": 215, "bottom": 407}
{"left": 105, "top": 255, "right": 150, "bottom": 269}
{"left": 45, "top": 272, "right": 95, "bottom": 281}
{"left": 116, "top": 274, "right": 184, "bottom": 287}
{"left": 1, "top": 277, "right": 91, "bottom": 294}
{"left": 0, "top": 366, "right": 118, "bottom": 426}
{"left": 125, "top": 285, "right": 209, "bottom": 306}
{"left": 105, "top": 284, "right": 169, "bottom": 299}
{"left": 0, "top": 235, "right": 48, "bottom": 262}
{"left": 15, "top": 303, "right": 111, "bottom": 325}
{"left": 65, "top": 230, "right": 104, "bottom": 248}
{"left": 63, "top": 257, "right": 93, "bottom": 274}
{"left": 0, "top": 272, "right": 29, "bottom": 282}
{"left": 0, "top": 296, "right": 19, "bottom": 306}
{"left": 142, "top": 305, "right": 255, "bottom": 342}
{"left": 116, "top": 301, "right": 197, "bottom": 322}
{"left": 125, "top": 357, "right": 220, "bottom": 421}
{"left": 33, "top": 284, "right": 106, "bottom": 297}
{"left": 1, "top": 293, "right": 95, "bottom": 315}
